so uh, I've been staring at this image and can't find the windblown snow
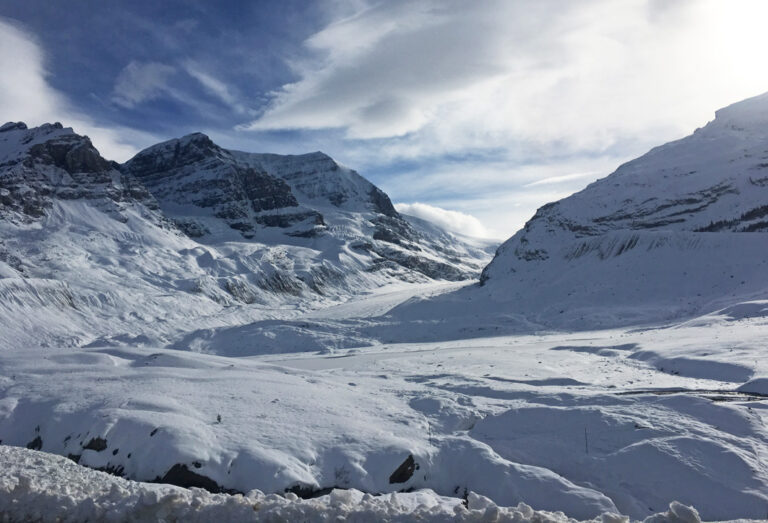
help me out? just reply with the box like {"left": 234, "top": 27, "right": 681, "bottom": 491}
{"left": 2, "top": 92, "right": 768, "bottom": 522}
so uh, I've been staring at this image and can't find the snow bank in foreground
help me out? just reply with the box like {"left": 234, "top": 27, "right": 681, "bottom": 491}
{"left": 0, "top": 446, "right": 701, "bottom": 523}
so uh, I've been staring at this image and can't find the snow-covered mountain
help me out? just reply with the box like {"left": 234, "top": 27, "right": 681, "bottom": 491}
{"left": 475, "top": 91, "right": 768, "bottom": 328}
{"left": 0, "top": 122, "right": 491, "bottom": 349}
{"left": 121, "top": 133, "right": 487, "bottom": 284}
{"left": 0, "top": 121, "right": 159, "bottom": 227}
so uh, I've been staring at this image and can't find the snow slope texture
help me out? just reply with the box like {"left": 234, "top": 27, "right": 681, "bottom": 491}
{"left": 477, "top": 91, "right": 768, "bottom": 328}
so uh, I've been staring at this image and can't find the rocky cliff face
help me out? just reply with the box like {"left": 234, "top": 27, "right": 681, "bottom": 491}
{"left": 0, "top": 122, "right": 158, "bottom": 222}
{"left": 122, "top": 134, "right": 489, "bottom": 281}
{"left": 120, "top": 133, "right": 320, "bottom": 239}
{"left": 232, "top": 150, "right": 398, "bottom": 217}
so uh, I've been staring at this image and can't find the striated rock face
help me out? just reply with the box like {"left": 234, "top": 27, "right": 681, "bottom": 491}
{"left": 120, "top": 133, "right": 316, "bottom": 239}
{"left": 122, "top": 134, "right": 489, "bottom": 281}
{"left": 232, "top": 150, "right": 399, "bottom": 217}
{"left": 0, "top": 122, "right": 158, "bottom": 221}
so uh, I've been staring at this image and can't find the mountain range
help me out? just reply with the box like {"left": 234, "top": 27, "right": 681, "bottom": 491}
{"left": 0, "top": 121, "right": 493, "bottom": 350}
{"left": 4, "top": 92, "right": 768, "bottom": 347}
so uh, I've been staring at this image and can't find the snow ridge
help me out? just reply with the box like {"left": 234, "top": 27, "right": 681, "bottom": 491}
{"left": 478, "top": 90, "right": 768, "bottom": 327}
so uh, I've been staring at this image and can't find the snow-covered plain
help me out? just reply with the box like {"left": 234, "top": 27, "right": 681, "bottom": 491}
{"left": 1, "top": 282, "right": 768, "bottom": 521}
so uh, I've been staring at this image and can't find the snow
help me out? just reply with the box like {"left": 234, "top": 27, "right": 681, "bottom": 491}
{"left": 478, "top": 90, "right": 768, "bottom": 328}
{"left": 2, "top": 307, "right": 768, "bottom": 520}
{"left": 3, "top": 91, "right": 768, "bottom": 521}
{"left": 1, "top": 445, "right": 703, "bottom": 522}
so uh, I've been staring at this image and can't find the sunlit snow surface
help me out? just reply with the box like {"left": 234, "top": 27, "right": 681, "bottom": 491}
{"left": 1, "top": 446, "right": 710, "bottom": 523}
{"left": 1, "top": 282, "right": 767, "bottom": 521}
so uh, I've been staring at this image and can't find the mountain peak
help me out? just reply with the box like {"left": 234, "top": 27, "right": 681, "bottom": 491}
{"left": 0, "top": 122, "right": 78, "bottom": 166}
{"left": 479, "top": 90, "right": 768, "bottom": 327}
{"left": 0, "top": 122, "right": 28, "bottom": 133}
{"left": 178, "top": 132, "right": 215, "bottom": 146}
{"left": 0, "top": 122, "right": 159, "bottom": 221}
{"left": 709, "top": 90, "right": 768, "bottom": 133}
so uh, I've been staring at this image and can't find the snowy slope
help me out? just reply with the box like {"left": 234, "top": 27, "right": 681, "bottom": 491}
{"left": 0, "top": 123, "right": 491, "bottom": 350}
{"left": 473, "top": 91, "right": 768, "bottom": 328}
{"left": 0, "top": 122, "right": 223, "bottom": 349}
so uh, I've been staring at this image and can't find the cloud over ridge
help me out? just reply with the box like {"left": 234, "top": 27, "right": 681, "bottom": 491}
{"left": 395, "top": 202, "right": 492, "bottom": 239}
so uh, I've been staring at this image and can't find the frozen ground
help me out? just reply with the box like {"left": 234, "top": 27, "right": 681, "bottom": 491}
{"left": 1, "top": 282, "right": 767, "bottom": 521}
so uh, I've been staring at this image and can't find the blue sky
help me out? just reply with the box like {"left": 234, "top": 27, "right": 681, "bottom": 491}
{"left": 2, "top": 0, "right": 768, "bottom": 239}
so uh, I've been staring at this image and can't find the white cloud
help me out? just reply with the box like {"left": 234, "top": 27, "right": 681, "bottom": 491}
{"left": 378, "top": 155, "right": 623, "bottom": 239}
{"left": 244, "top": 0, "right": 768, "bottom": 156}
{"left": 395, "top": 202, "right": 492, "bottom": 239}
{"left": 183, "top": 61, "right": 249, "bottom": 115}
{"left": 238, "top": 0, "right": 768, "bottom": 240}
{"left": 112, "top": 61, "right": 178, "bottom": 108}
{"left": 523, "top": 171, "right": 600, "bottom": 188}
{"left": 0, "top": 18, "right": 155, "bottom": 161}
{"left": 0, "top": 19, "right": 61, "bottom": 122}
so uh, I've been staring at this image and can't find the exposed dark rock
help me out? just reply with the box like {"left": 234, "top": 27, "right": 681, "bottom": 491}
{"left": 83, "top": 437, "right": 108, "bottom": 452}
{"left": 173, "top": 219, "right": 209, "bottom": 238}
{"left": 370, "top": 246, "right": 470, "bottom": 281}
{"left": 286, "top": 227, "right": 324, "bottom": 238}
{"left": 0, "top": 122, "right": 27, "bottom": 132}
{"left": 67, "top": 453, "right": 81, "bottom": 463}
{"left": 255, "top": 211, "right": 323, "bottom": 229}
{"left": 29, "top": 136, "right": 111, "bottom": 174}
{"left": 121, "top": 134, "right": 313, "bottom": 238}
{"left": 257, "top": 271, "right": 304, "bottom": 295}
{"left": 389, "top": 454, "right": 418, "bottom": 484}
{"left": 224, "top": 279, "right": 258, "bottom": 304}
{"left": 155, "top": 464, "right": 237, "bottom": 494}
{"left": 0, "top": 127, "right": 161, "bottom": 223}
{"left": 26, "top": 436, "right": 42, "bottom": 451}
{"left": 285, "top": 484, "right": 337, "bottom": 499}
{"left": 369, "top": 187, "right": 398, "bottom": 217}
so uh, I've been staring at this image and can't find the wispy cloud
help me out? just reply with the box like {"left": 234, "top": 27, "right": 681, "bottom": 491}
{"left": 0, "top": 17, "right": 155, "bottom": 161}
{"left": 523, "top": 171, "right": 600, "bottom": 188}
{"left": 236, "top": 0, "right": 768, "bottom": 238}
{"left": 112, "top": 61, "right": 178, "bottom": 108}
{"left": 183, "top": 61, "right": 251, "bottom": 115}
{"left": 243, "top": 0, "right": 768, "bottom": 158}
